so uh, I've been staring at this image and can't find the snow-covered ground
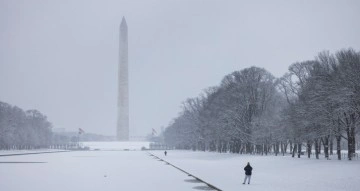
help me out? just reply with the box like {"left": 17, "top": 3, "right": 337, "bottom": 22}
{"left": 1, "top": 148, "right": 359, "bottom": 191}
{"left": 151, "top": 150, "right": 360, "bottom": 191}
{"left": 0, "top": 150, "right": 195, "bottom": 191}
{"left": 0, "top": 149, "right": 67, "bottom": 156}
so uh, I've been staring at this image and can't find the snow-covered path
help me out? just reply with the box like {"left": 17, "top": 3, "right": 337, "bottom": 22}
{"left": 151, "top": 150, "right": 360, "bottom": 191}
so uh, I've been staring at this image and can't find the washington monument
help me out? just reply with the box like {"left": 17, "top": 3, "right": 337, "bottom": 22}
{"left": 117, "top": 17, "right": 129, "bottom": 141}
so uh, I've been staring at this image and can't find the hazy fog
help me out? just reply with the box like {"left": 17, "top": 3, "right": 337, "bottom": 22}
{"left": 1, "top": 0, "right": 359, "bottom": 136}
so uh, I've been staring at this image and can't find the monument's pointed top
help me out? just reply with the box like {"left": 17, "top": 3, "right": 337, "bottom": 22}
{"left": 121, "top": 16, "right": 127, "bottom": 27}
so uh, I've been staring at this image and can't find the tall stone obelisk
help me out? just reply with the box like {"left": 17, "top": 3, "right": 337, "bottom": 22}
{"left": 117, "top": 17, "right": 129, "bottom": 141}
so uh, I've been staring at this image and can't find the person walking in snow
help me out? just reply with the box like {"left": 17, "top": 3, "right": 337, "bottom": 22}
{"left": 243, "top": 162, "right": 253, "bottom": 184}
{"left": 164, "top": 150, "right": 167, "bottom": 156}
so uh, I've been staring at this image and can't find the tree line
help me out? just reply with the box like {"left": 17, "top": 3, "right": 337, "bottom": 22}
{"left": 163, "top": 48, "right": 360, "bottom": 160}
{"left": 0, "top": 102, "right": 52, "bottom": 149}
{"left": 0, "top": 101, "right": 116, "bottom": 150}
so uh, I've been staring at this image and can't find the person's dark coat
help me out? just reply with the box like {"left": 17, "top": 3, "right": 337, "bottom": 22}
{"left": 244, "top": 165, "right": 253, "bottom": 175}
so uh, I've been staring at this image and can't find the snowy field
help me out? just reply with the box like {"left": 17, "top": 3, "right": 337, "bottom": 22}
{"left": 0, "top": 150, "right": 195, "bottom": 191}
{"left": 1, "top": 149, "right": 360, "bottom": 191}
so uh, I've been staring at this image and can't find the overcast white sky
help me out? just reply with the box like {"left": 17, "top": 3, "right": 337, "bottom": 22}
{"left": 1, "top": 0, "right": 360, "bottom": 136}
